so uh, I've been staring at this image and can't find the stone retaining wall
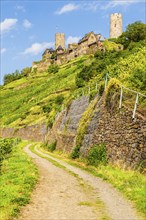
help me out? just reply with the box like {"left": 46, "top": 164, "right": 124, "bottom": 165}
{"left": 0, "top": 124, "right": 47, "bottom": 142}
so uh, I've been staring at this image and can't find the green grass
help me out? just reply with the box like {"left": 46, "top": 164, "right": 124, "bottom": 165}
{"left": 38, "top": 145, "right": 146, "bottom": 217}
{"left": 0, "top": 141, "right": 38, "bottom": 220}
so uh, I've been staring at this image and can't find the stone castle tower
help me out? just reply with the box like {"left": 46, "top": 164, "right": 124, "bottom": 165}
{"left": 110, "top": 13, "right": 122, "bottom": 38}
{"left": 55, "top": 33, "right": 65, "bottom": 49}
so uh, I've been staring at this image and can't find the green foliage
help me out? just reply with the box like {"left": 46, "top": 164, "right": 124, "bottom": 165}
{"left": 76, "top": 97, "right": 98, "bottom": 146}
{"left": 98, "top": 82, "right": 105, "bottom": 96}
{"left": 102, "top": 40, "right": 123, "bottom": 51}
{"left": 117, "top": 21, "right": 146, "bottom": 48}
{"left": 89, "top": 89, "right": 97, "bottom": 101}
{"left": 70, "top": 145, "right": 81, "bottom": 159}
{"left": 0, "top": 138, "right": 21, "bottom": 170}
{"left": 48, "top": 64, "right": 59, "bottom": 74}
{"left": 54, "top": 94, "right": 64, "bottom": 105}
{"left": 87, "top": 144, "right": 108, "bottom": 166}
{"left": 4, "top": 70, "right": 21, "bottom": 85}
{"left": 21, "top": 67, "right": 31, "bottom": 77}
{"left": 75, "top": 66, "right": 96, "bottom": 88}
{"left": 105, "top": 78, "right": 120, "bottom": 109}
{"left": 42, "top": 141, "right": 56, "bottom": 152}
{"left": 0, "top": 140, "right": 38, "bottom": 220}
{"left": 3, "top": 67, "right": 31, "bottom": 85}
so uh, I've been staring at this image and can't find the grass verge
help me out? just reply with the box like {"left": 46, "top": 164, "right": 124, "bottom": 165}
{"left": 38, "top": 145, "right": 146, "bottom": 217}
{"left": 0, "top": 140, "right": 38, "bottom": 220}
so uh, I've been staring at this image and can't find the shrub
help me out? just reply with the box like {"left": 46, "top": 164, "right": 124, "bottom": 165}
{"left": 89, "top": 89, "right": 97, "bottom": 101}
{"left": 55, "top": 95, "right": 64, "bottom": 105}
{"left": 105, "top": 78, "right": 120, "bottom": 109}
{"left": 99, "top": 82, "right": 105, "bottom": 96}
{"left": 42, "top": 141, "right": 56, "bottom": 152}
{"left": 70, "top": 145, "right": 81, "bottom": 159}
{"left": 75, "top": 66, "right": 96, "bottom": 88}
{"left": 87, "top": 144, "right": 107, "bottom": 166}
{"left": 4, "top": 70, "right": 22, "bottom": 85}
{"left": 42, "top": 104, "right": 52, "bottom": 113}
{"left": 48, "top": 64, "right": 59, "bottom": 74}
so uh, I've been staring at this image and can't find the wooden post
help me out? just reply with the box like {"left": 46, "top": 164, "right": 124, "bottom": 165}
{"left": 132, "top": 93, "right": 139, "bottom": 119}
{"left": 119, "top": 86, "right": 123, "bottom": 109}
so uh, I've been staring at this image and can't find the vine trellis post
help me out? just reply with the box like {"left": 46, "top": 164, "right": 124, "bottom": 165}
{"left": 132, "top": 93, "right": 139, "bottom": 119}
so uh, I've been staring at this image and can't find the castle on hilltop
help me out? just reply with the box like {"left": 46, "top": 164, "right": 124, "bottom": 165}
{"left": 32, "top": 13, "right": 122, "bottom": 72}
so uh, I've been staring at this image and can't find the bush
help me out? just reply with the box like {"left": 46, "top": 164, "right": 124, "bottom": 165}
{"left": 105, "top": 78, "right": 120, "bottom": 109}
{"left": 48, "top": 64, "right": 59, "bottom": 74}
{"left": 4, "top": 70, "right": 21, "bottom": 85}
{"left": 99, "top": 82, "right": 105, "bottom": 96}
{"left": 87, "top": 144, "right": 107, "bottom": 166}
{"left": 75, "top": 66, "right": 96, "bottom": 88}
{"left": 42, "top": 141, "right": 56, "bottom": 152}
{"left": 42, "top": 104, "right": 52, "bottom": 113}
{"left": 70, "top": 145, "right": 81, "bottom": 159}
{"left": 55, "top": 95, "right": 64, "bottom": 105}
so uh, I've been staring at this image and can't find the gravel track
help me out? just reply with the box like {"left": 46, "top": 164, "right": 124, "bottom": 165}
{"left": 18, "top": 145, "right": 108, "bottom": 220}
{"left": 18, "top": 145, "right": 142, "bottom": 220}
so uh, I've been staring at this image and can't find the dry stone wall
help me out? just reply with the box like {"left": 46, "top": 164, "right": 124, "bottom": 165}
{"left": 0, "top": 123, "right": 47, "bottom": 142}
{"left": 80, "top": 97, "right": 146, "bottom": 169}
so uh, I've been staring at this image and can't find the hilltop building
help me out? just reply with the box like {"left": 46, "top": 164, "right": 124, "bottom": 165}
{"left": 55, "top": 33, "right": 65, "bottom": 50}
{"left": 110, "top": 13, "right": 122, "bottom": 38}
{"left": 32, "top": 13, "right": 123, "bottom": 72}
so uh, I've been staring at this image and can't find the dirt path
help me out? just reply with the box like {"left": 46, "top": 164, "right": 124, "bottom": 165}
{"left": 18, "top": 145, "right": 108, "bottom": 220}
{"left": 18, "top": 145, "right": 142, "bottom": 220}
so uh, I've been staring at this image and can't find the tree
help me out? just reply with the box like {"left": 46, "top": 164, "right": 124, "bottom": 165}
{"left": 21, "top": 67, "right": 31, "bottom": 77}
{"left": 117, "top": 21, "right": 146, "bottom": 48}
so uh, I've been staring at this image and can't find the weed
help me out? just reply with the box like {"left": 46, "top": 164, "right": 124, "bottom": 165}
{"left": 70, "top": 145, "right": 81, "bottom": 159}
{"left": 87, "top": 144, "right": 108, "bottom": 166}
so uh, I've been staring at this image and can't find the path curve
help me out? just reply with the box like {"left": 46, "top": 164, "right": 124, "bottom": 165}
{"left": 18, "top": 145, "right": 107, "bottom": 220}
{"left": 33, "top": 145, "right": 142, "bottom": 220}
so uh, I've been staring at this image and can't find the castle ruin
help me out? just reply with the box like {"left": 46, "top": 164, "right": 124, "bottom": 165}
{"left": 32, "top": 13, "right": 123, "bottom": 72}
{"left": 110, "top": 13, "right": 122, "bottom": 38}
{"left": 55, "top": 33, "right": 65, "bottom": 50}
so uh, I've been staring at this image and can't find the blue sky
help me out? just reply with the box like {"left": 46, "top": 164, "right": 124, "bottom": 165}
{"left": 0, "top": 0, "right": 145, "bottom": 84}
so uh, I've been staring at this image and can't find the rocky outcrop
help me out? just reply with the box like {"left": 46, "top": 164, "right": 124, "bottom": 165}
{"left": 46, "top": 96, "right": 89, "bottom": 152}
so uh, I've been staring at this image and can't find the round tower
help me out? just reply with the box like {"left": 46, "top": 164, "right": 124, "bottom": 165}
{"left": 110, "top": 13, "right": 122, "bottom": 38}
{"left": 55, "top": 33, "right": 65, "bottom": 50}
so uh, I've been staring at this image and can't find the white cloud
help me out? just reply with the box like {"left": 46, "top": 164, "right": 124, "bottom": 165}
{"left": 101, "top": 0, "right": 142, "bottom": 10}
{"left": 1, "top": 48, "right": 7, "bottom": 54}
{"left": 22, "top": 42, "right": 54, "bottom": 55}
{"left": 66, "top": 36, "right": 81, "bottom": 45}
{"left": 0, "top": 18, "right": 18, "bottom": 34}
{"left": 56, "top": 3, "right": 80, "bottom": 15}
{"left": 23, "top": 19, "right": 32, "bottom": 29}
{"left": 82, "top": 2, "right": 99, "bottom": 11}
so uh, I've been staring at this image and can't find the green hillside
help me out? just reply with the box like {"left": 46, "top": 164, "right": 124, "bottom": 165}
{"left": 0, "top": 39, "right": 146, "bottom": 130}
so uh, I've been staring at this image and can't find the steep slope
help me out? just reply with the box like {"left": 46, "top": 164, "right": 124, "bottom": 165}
{"left": 0, "top": 41, "right": 146, "bottom": 131}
